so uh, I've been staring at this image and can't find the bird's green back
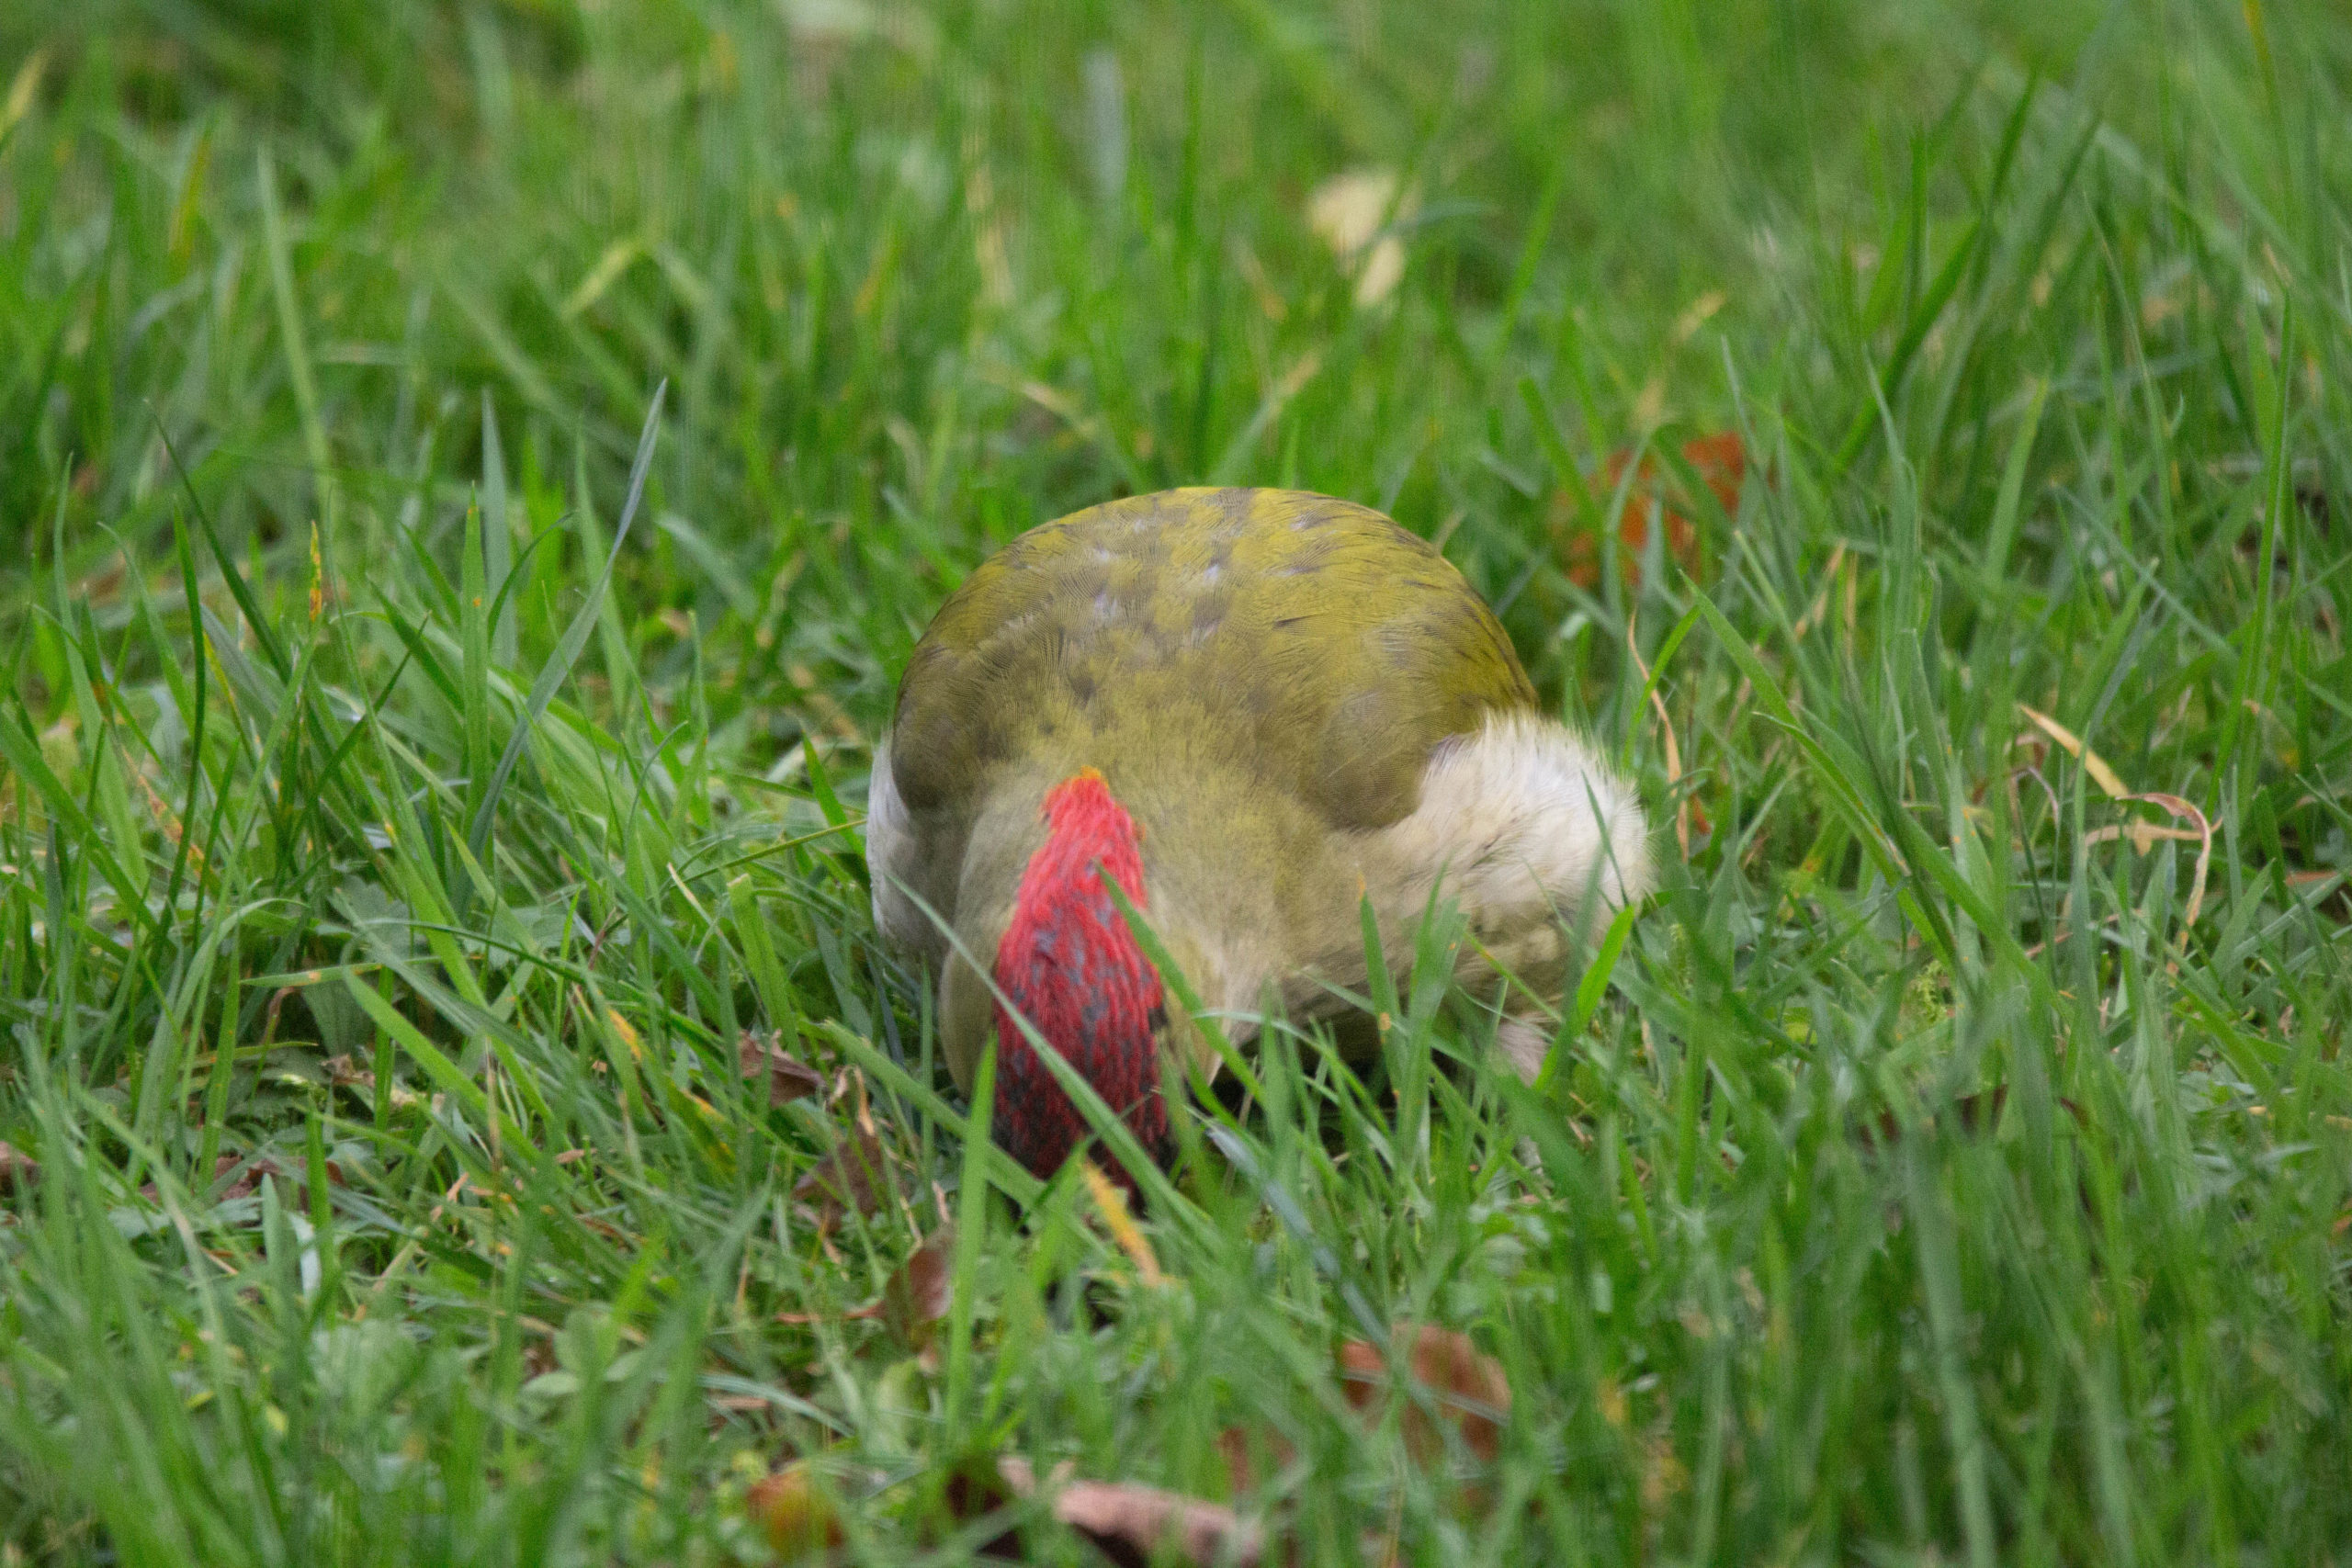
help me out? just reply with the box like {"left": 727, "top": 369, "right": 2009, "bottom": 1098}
{"left": 888, "top": 487, "right": 1537, "bottom": 836}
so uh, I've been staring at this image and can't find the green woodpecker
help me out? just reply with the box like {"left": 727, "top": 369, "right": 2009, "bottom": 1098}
{"left": 867, "top": 488, "right": 1651, "bottom": 1181}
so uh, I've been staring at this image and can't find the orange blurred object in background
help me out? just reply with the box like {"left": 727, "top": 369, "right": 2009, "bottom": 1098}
{"left": 1557, "top": 430, "right": 1747, "bottom": 590}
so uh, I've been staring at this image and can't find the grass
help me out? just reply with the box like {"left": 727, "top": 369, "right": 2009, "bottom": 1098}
{"left": 1, "top": 0, "right": 2348, "bottom": 1561}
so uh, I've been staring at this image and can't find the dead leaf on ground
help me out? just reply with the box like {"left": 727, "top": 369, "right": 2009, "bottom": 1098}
{"left": 1215, "top": 1425, "right": 1297, "bottom": 1498}
{"left": 740, "top": 1032, "right": 826, "bottom": 1108}
{"left": 935, "top": 1448, "right": 1027, "bottom": 1559}
{"left": 783, "top": 1226, "right": 956, "bottom": 1343}
{"left": 2118, "top": 791, "right": 2215, "bottom": 936}
{"left": 746, "top": 1461, "right": 847, "bottom": 1560}
{"left": 1338, "top": 1323, "right": 1511, "bottom": 1467}
{"left": 999, "top": 1456, "right": 1263, "bottom": 1568}
{"left": 321, "top": 1054, "right": 371, "bottom": 1089}
{"left": 191, "top": 1154, "right": 252, "bottom": 1200}
{"left": 1556, "top": 430, "right": 1747, "bottom": 590}
{"left": 792, "top": 1125, "right": 894, "bottom": 1228}
{"left": 0, "top": 1142, "right": 37, "bottom": 1191}
{"left": 882, "top": 1226, "right": 956, "bottom": 1342}
{"left": 1307, "top": 167, "right": 1415, "bottom": 308}
{"left": 2017, "top": 704, "right": 2129, "bottom": 799}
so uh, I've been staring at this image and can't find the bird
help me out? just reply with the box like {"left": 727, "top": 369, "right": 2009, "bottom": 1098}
{"left": 865, "top": 488, "right": 1652, "bottom": 1182}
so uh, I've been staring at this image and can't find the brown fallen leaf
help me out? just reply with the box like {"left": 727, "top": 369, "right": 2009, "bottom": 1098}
{"left": 746, "top": 1461, "right": 846, "bottom": 1560}
{"left": 741, "top": 1032, "right": 826, "bottom": 1108}
{"left": 1215, "top": 1425, "right": 1296, "bottom": 1497}
{"left": 1054, "top": 1480, "right": 1261, "bottom": 1568}
{"left": 1339, "top": 1323, "right": 1510, "bottom": 1467}
{"left": 1557, "top": 430, "right": 1747, "bottom": 590}
{"left": 792, "top": 1126, "right": 893, "bottom": 1228}
{"left": 935, "top": 1449, "right": 1027, "bottom": 1559}
{"left": 998, "top": 1457, "right": 1262, "bottom": 1568}
{"left": 0, "top": 1142, "right": 37, "bottom": 1192}
{"left": 783, "top": 1226, "right": 956, "bottom": 1342}
{"left": 882, "top": 1226, "right": 956, "bottom": 1343}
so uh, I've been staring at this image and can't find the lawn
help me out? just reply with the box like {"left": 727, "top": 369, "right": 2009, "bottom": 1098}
{"left": 1, "top": 0, "right": 2349, "bottom": 1562}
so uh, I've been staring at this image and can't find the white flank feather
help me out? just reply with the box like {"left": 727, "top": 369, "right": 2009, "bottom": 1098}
{"left": 1371, "top": 710, "right": 1653, "bottom": 966}
{"left": 864, "top": 741, "right": 922, "bottom": 947}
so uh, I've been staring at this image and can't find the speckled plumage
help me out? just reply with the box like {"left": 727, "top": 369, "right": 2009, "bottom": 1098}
{"left": 867, "top": 487, "right": 1651, "bottom": 1107}
{"left": 888, "top": 487, "right": 1532, "bottom": 829}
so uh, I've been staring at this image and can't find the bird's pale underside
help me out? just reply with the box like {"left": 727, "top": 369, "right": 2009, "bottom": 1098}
{"left": 867, "top": 487, "right": 1652, "bottom": 1088}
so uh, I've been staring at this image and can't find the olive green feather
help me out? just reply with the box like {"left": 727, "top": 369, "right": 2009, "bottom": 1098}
{"left": 891, "top": 486, "right": 1532, "bottom": 820}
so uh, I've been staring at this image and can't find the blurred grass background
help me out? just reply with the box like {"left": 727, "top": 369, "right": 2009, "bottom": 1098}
{"left": 0, "top": 0, "right": 2348, "bottom": 1562}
